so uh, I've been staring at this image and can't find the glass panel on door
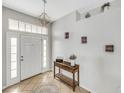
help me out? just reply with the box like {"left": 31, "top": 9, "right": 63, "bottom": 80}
{"left": 10, "top": 38, "right": 17, "bottom": 79}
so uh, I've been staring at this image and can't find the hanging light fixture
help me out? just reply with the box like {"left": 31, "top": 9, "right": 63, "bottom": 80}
{"left": 39, "top": 0, "right": 51, "bottom": 27}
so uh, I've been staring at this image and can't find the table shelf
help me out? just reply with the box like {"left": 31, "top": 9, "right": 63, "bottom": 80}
{"left": 55, "top": 73, "right": 79, "bottom": 87}
{"left": 54, "top": 61, "right": 79, "bottom": 91}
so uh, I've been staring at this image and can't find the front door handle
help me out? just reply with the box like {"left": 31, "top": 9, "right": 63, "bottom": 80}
{"left": 20, "top": 59, "right": 24, "bottom": 61}
{"left": 20, "top": 56, "right": 24, "bottom": 61}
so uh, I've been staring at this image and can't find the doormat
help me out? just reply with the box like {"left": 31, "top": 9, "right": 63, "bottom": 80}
{"left": 32, "top": 83, "right": 59, "bottom": 93}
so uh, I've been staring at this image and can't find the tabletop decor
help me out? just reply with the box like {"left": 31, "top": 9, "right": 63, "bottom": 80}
{"left": 69, "top": 54, "right": 77, "bottom": 66}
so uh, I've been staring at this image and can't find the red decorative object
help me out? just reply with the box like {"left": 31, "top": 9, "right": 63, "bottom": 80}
{"left": 65, "top": 32, "right": 69, "bottom": 39}
{"left": 81, "top": 36, "right": 87, "bottom": 43}
{"left": 105, "top": 45, "right": 114, "bottom": 52}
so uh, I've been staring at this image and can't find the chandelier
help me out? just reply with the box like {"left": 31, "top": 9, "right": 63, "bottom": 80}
{"left": 39, "top": 0, "right": 51, "bottom": 27}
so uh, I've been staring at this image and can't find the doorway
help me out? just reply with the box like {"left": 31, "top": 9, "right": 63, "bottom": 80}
{"left": 20, "top": 35, "right": 42, "bottom": 80}
{"left": 6, "top": 32, "right": 46, "bottom": 86}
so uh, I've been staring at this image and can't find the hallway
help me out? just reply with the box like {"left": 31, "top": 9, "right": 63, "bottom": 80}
{"left": 3, "top": 71, "right": 89, "bottom": 93}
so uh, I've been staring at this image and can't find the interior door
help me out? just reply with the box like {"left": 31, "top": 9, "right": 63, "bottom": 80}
{"left": 21, "top": 35, "right": 42, "bottom": 80}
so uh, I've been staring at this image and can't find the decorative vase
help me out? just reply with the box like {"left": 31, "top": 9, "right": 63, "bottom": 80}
{"left": 71, "top": 60, "right": 75, "bottom": 66}
{"left": 69, "top": 54, "right": 77, "bottom": 66}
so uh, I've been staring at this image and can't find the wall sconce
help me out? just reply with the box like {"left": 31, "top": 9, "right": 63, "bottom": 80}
{"left": 101, "top": 2, "right": 110, "bottom": 12}
{"left": 105, "top": 45, "right": 114, "bottom": 52}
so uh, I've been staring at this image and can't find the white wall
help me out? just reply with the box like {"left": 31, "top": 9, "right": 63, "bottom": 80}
{"left": 52, "top": 3, "right": 121, "bottom": 93}
{"left": 2, "top": 6, "right": 52, "bottom": 88}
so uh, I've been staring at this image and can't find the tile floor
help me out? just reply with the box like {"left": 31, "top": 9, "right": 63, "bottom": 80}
{"left": 3, "top": 71, "right": 90, "bottom": 93}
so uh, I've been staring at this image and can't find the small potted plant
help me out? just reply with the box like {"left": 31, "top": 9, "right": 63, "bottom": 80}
{"left": 69, "top": 54, "right": 77, "bottom": 66}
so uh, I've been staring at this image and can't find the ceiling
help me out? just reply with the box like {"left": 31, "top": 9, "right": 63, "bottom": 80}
{"left": 2, "top": 0, "right": 113, "bottom": 21}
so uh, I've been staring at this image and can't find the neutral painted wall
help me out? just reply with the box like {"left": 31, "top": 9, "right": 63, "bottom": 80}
{"left": 52, "top": 3, "right": 121, "bottom": 93}
{"left": 2, "top": 6, "right": 52, "bottom": 88}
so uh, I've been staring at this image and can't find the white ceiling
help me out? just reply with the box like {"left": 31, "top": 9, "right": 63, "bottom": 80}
{"left": 2, "top": 0, "right": 113, "bottom": 21}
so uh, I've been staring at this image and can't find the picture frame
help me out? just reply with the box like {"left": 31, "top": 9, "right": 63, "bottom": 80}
{"left": 105, "top": 45, "right": 114, "bottom": 52}
{"left": 81, "top": 36, "right": 87, "bottom": 43}
{"left": 65, "top": 32, "right": 69, "bottom": 39}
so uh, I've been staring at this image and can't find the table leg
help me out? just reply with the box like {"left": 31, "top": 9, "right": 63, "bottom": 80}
{"left": 73, "top": 73, "right": 75, "bottom": 91}
{"left": 54, "top": 63, "right": 55, "bottom": 78}
{"left": 78, "top": 70, "right": 79, "bottom": 86}
{"left": 59, "top": 67, "right": 60, "bottom": 73}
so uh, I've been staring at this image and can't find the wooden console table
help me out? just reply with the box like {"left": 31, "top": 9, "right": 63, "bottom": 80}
{"left": 54, "top": 61, "right": 79, "bottom": 91}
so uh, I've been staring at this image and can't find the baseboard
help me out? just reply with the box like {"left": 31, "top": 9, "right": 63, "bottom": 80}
{"left": 2, "top": 85, "right": 7, "bottom": 90}
{"left": 80, "top": 84, "right": 98, "bottom": 93}
{"left": 80, "top": 84, "right": 92, "bottom": 93}
{"left": 42, "top": 68, "right": 52, "bottom": 73}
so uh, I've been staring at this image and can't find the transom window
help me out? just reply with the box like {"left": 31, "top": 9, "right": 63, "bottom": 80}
{"left": 8, "top": 19, "right": 48, "bottom": 35}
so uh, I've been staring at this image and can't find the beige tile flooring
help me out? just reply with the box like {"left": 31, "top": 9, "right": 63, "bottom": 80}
{"left": 3, "top": 71, "right": 89, "bottom": 93}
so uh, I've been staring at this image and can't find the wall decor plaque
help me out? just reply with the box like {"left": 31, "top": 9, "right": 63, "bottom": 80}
{"left": 81, "top": 36, "right": 87, "bottom": 43}
{"left": 105, "top": 45, "right": 114, "bottom": 52}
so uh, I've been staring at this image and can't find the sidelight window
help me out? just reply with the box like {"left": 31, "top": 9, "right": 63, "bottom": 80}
{"left": 43, "top": 40, "right": 47, "bottom": 68}
{"left": 10, "top": 38, "right": 17, "bottom": 79}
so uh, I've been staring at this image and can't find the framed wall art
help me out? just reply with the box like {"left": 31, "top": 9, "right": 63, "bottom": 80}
{"left": 81, "top": 36, "right": 87, "bottom": 43}
{"left": 65, "top": 32, "right": 69, "bottom": 39}
{"left": 105, "top": 45, "right": 114, "bottom": 52}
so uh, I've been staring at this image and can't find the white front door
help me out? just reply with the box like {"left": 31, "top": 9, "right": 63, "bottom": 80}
{"left": 6, "top": 32, "right": 20, "bottom": 86}
{"left": 20, "top": 35, "right": 42, "bottom": 80}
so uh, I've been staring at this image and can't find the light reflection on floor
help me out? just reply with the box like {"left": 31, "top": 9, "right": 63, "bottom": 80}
{"left": 3, "top": 71, "right": 89, "bottom": 93}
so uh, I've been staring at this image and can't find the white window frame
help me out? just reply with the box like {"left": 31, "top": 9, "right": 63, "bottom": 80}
{"left": 6, "top": 32, "right": 20, "bottom": 86}
{"left": 10, "top": 38, "right": 17, "bottom": 79}
{"left": 43, "top": 39, "right": 47, "bottom": 68}
{"left": 8, "top": 18, "right": 48, "bottom": 35}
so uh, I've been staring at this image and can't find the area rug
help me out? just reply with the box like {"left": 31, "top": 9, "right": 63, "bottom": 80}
{"left": 32, "top": 83, "right": 59, "bottom": 93}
